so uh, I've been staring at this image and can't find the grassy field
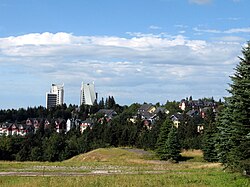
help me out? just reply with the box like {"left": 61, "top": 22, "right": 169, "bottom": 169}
{"left": 0, "top": 148, "right": 249, "bottom": 187}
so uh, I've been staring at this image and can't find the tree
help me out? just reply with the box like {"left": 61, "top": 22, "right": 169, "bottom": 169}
{"left": 202, "top": 108, "right": 218, "bottom": 162}
{"left": 177, "top": 113, "right": 201, "bottom": 150}
{"left": 216, "top": 42, "right": 250, "bottom": 172}
{"left": 215, "top": 106, "right": 234, "bottom": 165}
{"left": 156, "top": 118, "right": 172, "bottom": 160}
{"left": 165, "top": 126, "right": 181, "bottom": 162}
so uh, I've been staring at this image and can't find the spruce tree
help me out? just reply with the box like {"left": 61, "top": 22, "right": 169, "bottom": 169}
{"left": 202, "top": 108, "right": 218, "bottom": 162}
{"left": 216, "top": 42, "right": 250, "bottom": 172}
{"left": 215, "top": 105, "right": 234, "bottom": 165}
{"left": 156, "top": 118, "right": 181, "bottom": 162}
{"left": 156, "top": 118, "right": 172, "bottom": 160}
{"left": 165, "top": 126, "right": 181, "bottom": 162}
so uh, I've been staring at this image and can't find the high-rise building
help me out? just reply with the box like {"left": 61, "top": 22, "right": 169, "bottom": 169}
{"left": 80, "top": 82, "right": 96, "bottom": 106}
{"left": 46, "top": 83, "right": 64, "bottom": 109}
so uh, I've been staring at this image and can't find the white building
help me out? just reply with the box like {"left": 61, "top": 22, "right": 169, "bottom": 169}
{"left": 80, "top": 82, "right": 96, "bottom": 106}
{"left": 46, "top": 83, "right": 64, "bottom": 109}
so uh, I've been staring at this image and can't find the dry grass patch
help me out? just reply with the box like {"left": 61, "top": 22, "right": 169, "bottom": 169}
{"left": 66, "top": 148, "right": 145, "bottom": 164}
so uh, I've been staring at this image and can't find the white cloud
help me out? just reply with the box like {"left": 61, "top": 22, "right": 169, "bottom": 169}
{"left": 224, "top": 27, "right": 250, "bottom": 34}
{"left": 0, "top": 32, "right": 75, "bottom": 46}
{"left": 189, "top": 0, "right": 212, "bottom": 5}
{"left": 149, "top": 25, "right": 162, "bottom": 30}
{"left": 213, "top": 36, "right": 245, "bottom": 42}
{"left": 193, "top": 27, "right": 221, "bottom": 34}
{"left": 193, "top": 27, "right": 250, "bottom": 34}
{"left": 0, "top": 32, "right": 243, "bottom": 108}
{"left": 217, "top": 17, "right": 241, "bottom": 21}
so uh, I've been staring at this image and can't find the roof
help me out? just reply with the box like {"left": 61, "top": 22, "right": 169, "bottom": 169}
{"left": 138, "top": 103, "right": 154, "bottom": 112}
{"left": 96, "top": 109, "right": 117, "bottom": 116}
{"left": 171, "top": 113, "right": 184, "bottom": 121}
{"left": 186, "top": 109, "right": 199, "bottom": 117}
{"left": 154, "top": 107, "right": 167, "bottom": 114}
{"left": 82, "top": 118, "right": 94, "bottom": 124}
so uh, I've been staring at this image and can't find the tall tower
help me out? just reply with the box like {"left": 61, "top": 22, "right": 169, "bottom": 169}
{"left": 80, "top": 82, "right": 96, "bottom": 106}
{"left": 46, "top": 83, "right": 64, "bottom": 109}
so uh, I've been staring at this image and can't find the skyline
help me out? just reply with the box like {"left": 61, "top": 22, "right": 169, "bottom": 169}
{"left": 0, "top": 0, "right": 250, "bottom": 109}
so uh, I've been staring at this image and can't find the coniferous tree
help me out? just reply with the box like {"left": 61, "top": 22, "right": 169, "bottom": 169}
{"left": 156, "top": 118, "right": 181, "bottom": 162}
{"left": 202, "top": 108, "right": 218, "bottom": 162}
{"left": 156, "top": 118, "right": 172, "bottom": 160}
{"left": 215, "top": 105, "right": 234, "bottom": 165}
{"left": 216, "top": 42, "right": 250, "bottom": 172}
{"left": 165, "top": 126, "right": 181, "bottom": 162}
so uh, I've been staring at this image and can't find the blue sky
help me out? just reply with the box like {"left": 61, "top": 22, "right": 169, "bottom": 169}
{"left": 0, "top": 0, "right": 249, "bottom": 109}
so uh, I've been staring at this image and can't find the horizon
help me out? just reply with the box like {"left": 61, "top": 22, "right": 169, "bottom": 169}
{"left": 0, "top": 0, "right": 249, "bottom": 109}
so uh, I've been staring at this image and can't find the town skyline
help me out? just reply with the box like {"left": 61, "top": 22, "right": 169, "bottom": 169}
{"left": 0, "top": 0, "right": 250, "bottom": 109}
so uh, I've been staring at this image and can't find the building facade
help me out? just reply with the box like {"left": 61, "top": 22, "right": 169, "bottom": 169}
{"left": 80, "top": 82, "right": 96, "bottom": 106}
{"left": 46, "top": 83, "right": 64, "bottom": 109}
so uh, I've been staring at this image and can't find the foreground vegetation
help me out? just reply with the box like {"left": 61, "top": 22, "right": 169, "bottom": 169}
{"left": 0, "top": 148, "right": 249, "bottom": 187}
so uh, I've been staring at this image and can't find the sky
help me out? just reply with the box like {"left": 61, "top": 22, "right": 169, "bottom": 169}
{"left": 0, "top": 0, "right": 250, "bottom": 109}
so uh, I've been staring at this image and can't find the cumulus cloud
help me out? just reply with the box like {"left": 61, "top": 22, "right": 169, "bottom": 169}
{"left": 0, "top": 32, "right": 243, "bottom": 107}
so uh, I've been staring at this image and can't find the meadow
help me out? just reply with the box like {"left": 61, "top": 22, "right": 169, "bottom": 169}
{"left": 0, "top": 148, "right": 249, "bottom": 187}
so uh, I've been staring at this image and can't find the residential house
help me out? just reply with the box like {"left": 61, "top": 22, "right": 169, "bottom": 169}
{"left": 96, "top": 109, "right": 117, "bottom": 122}
{"left": 0, "top": 122, "right": 34, "bottom": 136}
{"left": 80, "top": 118, "right": 94, "bottom": 133}
{"left": 179, "top": 99, "right": 216, "bottom": 111}
{"left": 186, "top": 109, "right": 199, "bottom": 117}
{"left": 17, "top": 124, "right": 34, "bottom": 136}
{"left": 55, "top": 119, "right": 66, "bottom": 133}
{"left": 138, "top": 103, "right": 156, "bottom": 116}
{"left": 0, "top": 122, "right": 12, "bottom": 136}
{"left": 197, "top": 124, "right": 204, "bottom": 133}
{"left": 170, "top": 113, "right": 183, "bottom": 128}
{"left": 66, "top": 118, "right": 81, "bottom": 132}
{"left": 135, "top": 103, "right": 168, "bottom": 128}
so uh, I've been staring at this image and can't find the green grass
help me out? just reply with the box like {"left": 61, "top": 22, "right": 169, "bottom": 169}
{"left": 0, "top": 148, "right": 249, "bottom": 187}
{"left": 0, "top": 171, "right": 249, "bottom": 187}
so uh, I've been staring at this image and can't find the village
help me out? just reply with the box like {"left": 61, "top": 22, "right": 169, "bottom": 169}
{"left": 0, "top": 97, "right": 220, "bottom": 137}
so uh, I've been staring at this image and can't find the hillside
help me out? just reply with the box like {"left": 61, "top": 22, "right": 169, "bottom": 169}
{"left": 65, "top": 148, "right": 154, "bottom": 164}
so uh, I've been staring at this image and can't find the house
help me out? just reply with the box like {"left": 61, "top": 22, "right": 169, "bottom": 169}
{"left": 179, "top": 100, "right": 187, "bottom": 111}
{"left": 80, "top": 118, "right": 94, "bottom": 133}
{"left": 154, "top": 107, "right": 169, "bottom": 115}
{"left": 96, "top": 109, "right": 117, "bottom": 122}
{"left": 143, "top": 120, "right": 152, "bottom": 130}
{"left": 186, "top": 109, "right": 199, "bottom": 117}
{"left": 137, "top": 104, "right": 156, "bottom": 120}
{"left": 179, "top": 98, "right": 216, "bottom": 111}
{"left": 17, "top": 124, "right": 34, "bottom": 136}
{"left": 197, "top": 124, "right": 204, "bottom": 133}
{"left": 129, "top": 103, "right": 169, "bottom": 127}
{"left": 66, "top": 118, "right": 81, "bottom": 132}
{"left": 0, "top": 122, "right": 34, "bottom": 136}
{"left": 138, "top": 103, "right": 156, "bottom": 115}
{"left": 44, "top": 119, "right": 50, "bottom": 129}
{"left": 0, "top": 122, "right": 12, "bottom": 136}
{"left": 170, "top": 113, "right": 183, "bottom": 128}
{"left": 10, "top": 123, "right": 19, "bottom": 135}
{"left": 55, "top": 119, "right": 66, "bottom": 133}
